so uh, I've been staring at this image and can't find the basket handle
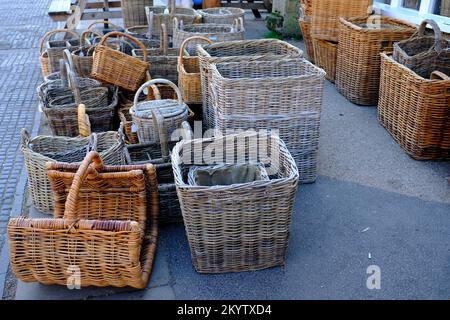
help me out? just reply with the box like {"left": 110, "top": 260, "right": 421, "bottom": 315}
{"left": 87, "top": 20, "right": 121, "bottom": 31}
{"left": 160, "top": 23, "right": 168, "bottom": 54}
{"left": 430, "top": 71, "right": 450, "bottom": 81}
{"left": 133, "top": 79, "right": 183, "bottom": 108}
{"left": 147, "top": 10, "right": 154, "bottom": 39}
{"left": 80, "top": 30, "right": 102, "bottom": 46}
{"left": 21, "top": 128, "right": 31, "bottom": 149}
{"left": 179, "top": 36, "right": 212, "bottom": 68}
{"left": 169, "top": 0, "right": 176, "bottom": 13}
{"left": 418, "top": 19, "right": 444, "bottom": 52}
{"left": 63, "top": 49, "right": 75, "bottom": 74}
{"left": 181, "top": 121, "right": 193, "bottom": 140}
{"left": 63, "top": 151, "right": 104, "bottom": 224}
{"left": 173, "top": 17, "right": 180, "bottom": 31}
{"left": 78, "top": 104, "right": 91, "bottom": 137}
{"left": 39, "top": 29, "right": 80, "bottom": 55}
{"left": 66, "top": 63, "right": 82, "bottom": 105}
{"left": 150, "top": 107, "right": 170, "bottom": 162}
{"left": 98, "top": 31, "right": 148, "bottom": 62}
{"left": 233, "top": 17, "right": 245, "bottom": 32}
{"left": 59, "top": 59, "right": 69, "bottom": 87}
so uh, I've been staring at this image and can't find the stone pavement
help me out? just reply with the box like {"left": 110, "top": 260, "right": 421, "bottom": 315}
{"left": 0, "top": 0, "right": 54, "bottom": 253}
{"left": 1, "top": 4, "right": 450, "bottom": 300}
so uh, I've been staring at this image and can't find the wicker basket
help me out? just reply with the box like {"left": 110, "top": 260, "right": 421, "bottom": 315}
{"left": 131, "top": 24, "right": 181, "bottom": 83}
{"left": 21, "top": 129, "right": 125, "bottom": 214}
{"left": 124, "top": 111, "right": 193, "bottom": 224}
{"left": 172, "top": 132, "right": 299, "bottom": 273}
{"left": 123, "top": 0, "right": 155, "bottom": 28}
{"left": 178, "top": 36, "right": 212, "bottom": 104}
{"left": 39, "top": 29, "right": 80, "bottom": 76}
{"left": 87, "top": 20, "right": 124, "bottom": 35}
{"left": 393, "top": 19, "right": 449, "bottom": 78}
{"left": 145, "top": 6, "right": 201, "bottom": 37}
{"left": 199, "top": 7, "right": 245, "bottom": 25}
{"left": 336, "top": 16, "right": 417, "bottom": 106}
{"left": 125, "top": 25, "right": 161, "bottom": 48}
{"left": 210, "top": 58, "right": 325, "bottom": 184}
{"left": 92, "top": 31, "right": 149, "bottom": 91}
{"left": 442, "top": 0, "right": 450, "bottom": 16}
{"left": 311, "top": 0, "right": 373, "bottom": 42}
{"left": 70, "top": 30, "right": 102, "bottom": 77}
{"left": 298, "top": 17, "right": 315, "bottom": 63}
{"left": 9, "top": 151, "right": 158, "bottom": 288}
{"left": 42, "top": 68, "right": 117, "bottom": 137}
{"left": 313, "top": 37, "right": 338, "bottom": 82}
{"left": 378, "top": 53, "right": 450, "bottom": 160}
{"left": 197, "top": 39, "right": 303, "bottom": 131}
{"left": 47, "top": 152, "right": 159, "bottom": 235}
{"left": 130, "top": 79, "right": 189, "bottom": 143}
{"left": 173, "top": 17, "right": 245, "bottom": 52}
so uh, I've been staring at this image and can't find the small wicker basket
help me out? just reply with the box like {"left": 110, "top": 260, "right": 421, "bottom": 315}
{"left": 9, "top": 151, "right": 158, "bottom": 288}
{"left": 92, "top": 31, "right": 149, "bottom": 91}
{"left": 130, "top": 79, "right": 190, "bottom": 144}
{"left": 21, "top": 129, "right": 126, "bottom": 214}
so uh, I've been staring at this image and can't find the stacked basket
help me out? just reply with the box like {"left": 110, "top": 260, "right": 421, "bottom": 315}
{"left": 308, "top": 0, "right": 373, "bottom": 82}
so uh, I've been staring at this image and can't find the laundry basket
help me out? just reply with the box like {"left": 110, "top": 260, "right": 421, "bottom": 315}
{"left": 172, "top": 132, "right": 299, "bottom": 273}
{"left": 197, "top": 39, "right": 303, "bottom": 131}
{"left": 8, "top": 151, "right": 158, "bottom": 289}
{"left": 173, "top": 17, "right": 245, "bottom": 52}
{"left": 378, "top": 53, "right": 450, "bottom": 160}
{"left": 21, "top": 129, "right": 125, "bottom": 214}
{"left": 210, "top": 58, "right": 325, "bottom": 183}
{"left": 336, "top": 16, "right": 416, "bottom": 105}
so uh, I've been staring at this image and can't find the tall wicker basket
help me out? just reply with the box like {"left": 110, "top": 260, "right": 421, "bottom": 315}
{"left": 336, "top": 16, "right": 416, "bottom": 105}
{"left": 178, "top": 36, "right": 212, "bottom": 104}
{"left": 210, "top": 58, "right": 325, "bottom": 184}
{"left": 122, "top": 0, "right": 154, "bottom": 28}
{"left": 21, "top": 130, "right": 125, "bottom": 214}
{"left": 197, "top": 39, "right": 303, "bottom": 131}
{"left": 8, "top": 152, "right": 158, "bottom": 288}
{"left": 299, "top": 17, "right": 315, "bottom": 63}
{"left": 310, "top": 0, "right": 373, "bottom": 41}
{"left": 313, "top": 37, "right": 338, "bottom": 82}
{"left": 172, "top": 132, "right": 299, "bottom": 273}
{"left": 378, "top": 53, "right": 450, "bottom": 160}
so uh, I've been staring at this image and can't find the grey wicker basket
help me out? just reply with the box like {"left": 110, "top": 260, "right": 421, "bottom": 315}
{"left": 209, "top": 58, "right": 325, "bottom": 184}
{"left": 172, "top": 132, "right": 299, "bottom": 273}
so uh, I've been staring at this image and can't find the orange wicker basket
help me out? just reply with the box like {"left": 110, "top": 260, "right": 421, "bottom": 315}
{"left": 92, "top": 31, "right": 149, "bottom": 91}
{"left": 378, "top": 53, "right": 450, "bottom": 160}
{"left": 311, "top": 0, "right": 373, "bottom": 42}
{"left": 336, "top": 16, "right": 416, "bottom": 105}
{"left": 178, "top": 36, "right": 212, "bottom": 104}
{"left": 313, "top": 37, "right": 338, "bottom": 82}
{"left": 8, "top": 151, "right": 159, "bottom": 288}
